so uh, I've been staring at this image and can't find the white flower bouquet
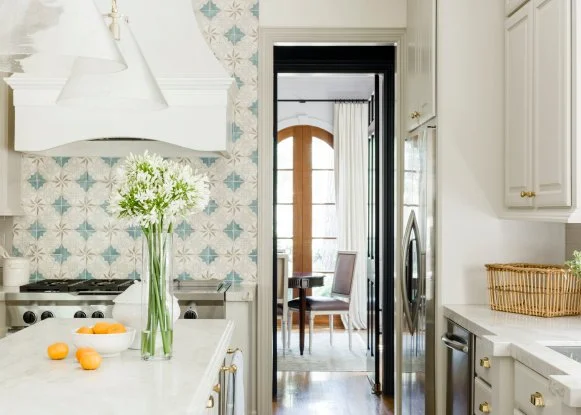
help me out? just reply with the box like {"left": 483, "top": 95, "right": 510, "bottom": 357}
{"left": 110, "top": 151, "right": 209, "bottom": 359}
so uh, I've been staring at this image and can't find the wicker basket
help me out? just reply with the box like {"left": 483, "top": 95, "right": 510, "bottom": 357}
{"left": 485, "top": 263, "right": 581, "bottom": 317}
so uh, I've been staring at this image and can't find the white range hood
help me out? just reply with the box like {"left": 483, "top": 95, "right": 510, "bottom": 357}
{"left": 4, "top": 0, "right": 235, "bottom": 156}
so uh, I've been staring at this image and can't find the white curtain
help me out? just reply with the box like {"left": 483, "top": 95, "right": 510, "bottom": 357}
{"left": 334, "top": 103, "right": 369, "bottom": 330}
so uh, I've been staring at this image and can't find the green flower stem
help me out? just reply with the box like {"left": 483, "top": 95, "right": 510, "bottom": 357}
{"left": 142, "top": 225, "right": 173, "bottom": 358}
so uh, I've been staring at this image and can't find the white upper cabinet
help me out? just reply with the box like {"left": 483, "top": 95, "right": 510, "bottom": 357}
{"left": 405, "top": 0, "right": 436, "bottom": 132}
{"left": 505, "top": 2, "right": 534, "bottom": 208}
{"left": 503, "top": 0, "right": 577, "bottom": 221}
{"left": 0, "top": 76, "right": 22, "bottom": 217}
{"left": 506, "top": 0, "right": 530, "bottom": 17}
{"left": 532, "top": 0, "right": 571, "bottom": 208}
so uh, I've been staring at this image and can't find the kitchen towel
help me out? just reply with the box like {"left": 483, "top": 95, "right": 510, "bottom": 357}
{"left": 226, "top": 350, "right": 245, "bottom": 415}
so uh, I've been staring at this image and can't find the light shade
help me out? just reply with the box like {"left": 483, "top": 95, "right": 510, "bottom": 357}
{"left": 0, "top": 0, "right": 126, "bottom": 75}
{"left": 56, "top": 17, "right": 167, "bottom": 111}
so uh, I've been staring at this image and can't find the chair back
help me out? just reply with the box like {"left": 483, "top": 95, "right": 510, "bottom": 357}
{"left": 331, "top": 251, "right": 357, "bottom": 301}
{"left": 276, "top": 254, "right": 290, "bottom": 315}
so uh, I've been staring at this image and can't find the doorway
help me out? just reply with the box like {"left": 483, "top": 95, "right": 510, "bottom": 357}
{"left": 272, "top": 45, "right": 395, "bottom": 405}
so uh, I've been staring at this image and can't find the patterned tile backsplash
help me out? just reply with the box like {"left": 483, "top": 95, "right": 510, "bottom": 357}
{"left": 11, "top": 0, "right": 258, "bottom": 283}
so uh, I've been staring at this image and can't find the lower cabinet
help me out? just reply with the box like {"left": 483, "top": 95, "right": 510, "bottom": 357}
{"left": 225, "top": 295, "right": 256, "bottom": 414}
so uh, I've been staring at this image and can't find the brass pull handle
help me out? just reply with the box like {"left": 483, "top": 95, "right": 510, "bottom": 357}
{"left": 530, "top": 391, "right": 545, "bottom": 407}
{"left": 227, "top": 347, "right": 242, "bottom": 354}
{"left": 206, "top": 395, "right": 215, "bottom": 409}
{"left": 221, "top": 364, "right": 238, "bottom": 373}
{"left": 213, "top": 383, "right": 221, "bottom": 394}
{"left": 478, "top": 401, "right": 491, "bottom": 413}
{"left": 520, "top": 191, "right": 537, "bottom": 198}
{"left": 410, "top": 111, "right": 420, "bottom": 119}
{"left": 479, "top": 357, "right": 491, "bottom": 369}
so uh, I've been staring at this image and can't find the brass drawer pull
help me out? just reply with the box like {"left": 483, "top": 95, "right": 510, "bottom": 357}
{"left": 479, "top": 357, "right": 491, "bottom": 369}
{"left": 520, "top": 191, "right": 537, "bottom": 198}
{"left": 206, "top": 395, "right": 215, "bottom": 408}
{"left": 227, "top": 347, "right": 242, "bottom": 354}
{"left": 530, "top": 391, "right": 545, "bottom": 407}
{"left": 410, "top": 111, "right": 420, "bottom": 120}
{"left": 479, "top": 401, "right": 491, "bottom": 413}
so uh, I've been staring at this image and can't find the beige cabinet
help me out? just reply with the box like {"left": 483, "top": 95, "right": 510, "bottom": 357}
{"left": 506, "top": 0, "right": 530, "bottom": 17}
{"left": 504, "top": 0, "right": 572, "bottom": 212}
{"left": 405, "top": 0, "right": 436, "bottom": 132}
{"left": 0, "top": 76, "right": 21, "bottom": 216}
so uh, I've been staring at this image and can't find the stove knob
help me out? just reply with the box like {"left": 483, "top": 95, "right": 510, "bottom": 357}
{"left": 184, "top": 310, "right": 198, "bottom": 319}
{"left": 91, "top": 311, "right": 104, "bottom": 318}
{"left": 41, "top": 311, "right": 54, "bottom": 320}
{"left": 23, "top": 311, "right": 37, "bottom": 325}
{"left": 74, "top": 311, "right": 87, "bottom": 318}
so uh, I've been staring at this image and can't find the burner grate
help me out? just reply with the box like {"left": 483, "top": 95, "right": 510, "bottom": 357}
{"left": 20, "top": 279, "right": 136, "bottom": 293}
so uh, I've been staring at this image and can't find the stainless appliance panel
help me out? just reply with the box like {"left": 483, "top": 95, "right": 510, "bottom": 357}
{"left": 443, "top": 319, "right": 474, "bottom": 415}
{"left": 401, "top": 125, "right": 436, "bottom": 414}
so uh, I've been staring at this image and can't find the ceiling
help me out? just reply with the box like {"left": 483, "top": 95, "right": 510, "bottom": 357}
{"left": 277, "top": 74, "right": 375, "bottom": 101}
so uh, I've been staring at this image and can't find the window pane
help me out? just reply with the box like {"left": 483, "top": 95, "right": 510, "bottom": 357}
{"left": 312, "top": 238, "right": 337, "bottom": 273}
{"left": 312, "top": 205, "right": 337, "bottom": 238}
{"left": 312, "top": 170, "right": 335, "bottom": 203}
{"left": 276, "top": 205, "right": 293, "bottom": 237}
{"left": 278, "top": 138, "right": 293, "bottom": 169}
{"left": 277, "top": 170, "right": 293, "bottom": 204}
{"left": 312, "top": 272, "right": 334, "bottom": 297}
{"left": 312, "top": 138, "right": 334, "bottom": 169}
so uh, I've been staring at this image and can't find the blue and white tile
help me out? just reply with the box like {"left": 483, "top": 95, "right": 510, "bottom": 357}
{"left": 87, "top": 157, "right": 113, "bottom": 182}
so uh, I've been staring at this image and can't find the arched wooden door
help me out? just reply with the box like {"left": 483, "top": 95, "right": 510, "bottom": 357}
{"left": 276, "top": 125, "right": 337, "bottom": 293}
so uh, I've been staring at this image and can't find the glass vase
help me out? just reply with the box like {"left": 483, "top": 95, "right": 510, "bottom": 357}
{"left": 141, "top": 230, "right": 174, "bottom": 360}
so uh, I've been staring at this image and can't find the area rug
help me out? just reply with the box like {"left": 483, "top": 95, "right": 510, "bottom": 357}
{"left": 276, "top": 329, "right": 370, "bottom": 372}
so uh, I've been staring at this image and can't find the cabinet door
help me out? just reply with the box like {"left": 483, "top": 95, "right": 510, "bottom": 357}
{"left": 505, "top": 3, "right": 534, "bottom": 208}
{"left": 405, "top": 0, "right": 436, "bottom": 131}
{"left": 506, "top": 0, "right": 530, "bottom": 17}
{"left": 532, "top": 0, "right": 572, "bottom": 208}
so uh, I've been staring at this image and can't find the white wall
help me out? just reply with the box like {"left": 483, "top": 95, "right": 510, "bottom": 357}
{"left": 435, "top": 0, "right": 565, "bottom": 412}
{"left": 260, "top": 0, "right": 406, "bottom": 28}
{"left": 277, "top": 102, "right": 333, "bottom": 133}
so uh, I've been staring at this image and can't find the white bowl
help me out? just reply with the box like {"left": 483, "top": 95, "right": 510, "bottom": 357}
{"left": 71, "top": 327, "right": 136, "bottom": 357}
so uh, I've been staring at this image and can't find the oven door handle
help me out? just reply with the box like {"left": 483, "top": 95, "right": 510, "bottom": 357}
{"left": 441, "top": 334, "right": 469, "bottom": 353}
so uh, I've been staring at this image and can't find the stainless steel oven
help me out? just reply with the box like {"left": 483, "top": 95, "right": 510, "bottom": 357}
{"left": 442, "top": 319, "right": 474, "bottom": 415}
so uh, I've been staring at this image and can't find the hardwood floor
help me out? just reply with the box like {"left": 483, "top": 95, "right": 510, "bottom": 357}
{"left": 273, "top": 371, "right": 395, "bottom": 415}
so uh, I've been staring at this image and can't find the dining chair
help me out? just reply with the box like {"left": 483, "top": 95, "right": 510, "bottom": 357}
{"left": 276, "top": 254, "right": 290, "bottom": 355}
{"left": 287, "top": 251, "right": 357, "bottom": 353}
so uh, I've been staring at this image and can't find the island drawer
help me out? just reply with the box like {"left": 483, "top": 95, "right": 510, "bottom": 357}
{"left": 513, "top": 361, "right": 561, "bottom": 415}
{"left": 475, "top": 336, "right": 493, "bottom": 386}
{"left": 474, "top": 376, "right": 493, "bottom": 414}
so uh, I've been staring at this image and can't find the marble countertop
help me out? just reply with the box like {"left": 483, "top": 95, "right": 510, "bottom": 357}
{"left": 0, "top": 318, "right": 234, "bottom": 415}
{"left": 444, "top": 305, "right": 581, "bottom": 406}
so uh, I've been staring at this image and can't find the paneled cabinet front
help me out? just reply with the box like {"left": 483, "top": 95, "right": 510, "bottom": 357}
{"left": 405, "top": 0, "right": 436, "bottom": 132}
{"left": 504, "top": 0, "right": 572, "bottom": 211}
{"left": 0, "top": 75, "right": 21, "bottom": 216}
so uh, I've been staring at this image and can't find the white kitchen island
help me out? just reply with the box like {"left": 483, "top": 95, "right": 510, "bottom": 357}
{"left": 0, "top": 318, "right": 234, "bottom": 415}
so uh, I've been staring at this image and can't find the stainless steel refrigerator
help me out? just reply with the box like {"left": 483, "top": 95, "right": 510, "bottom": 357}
{"left": 400, "top": 124, "right": 436, "bottom": 414}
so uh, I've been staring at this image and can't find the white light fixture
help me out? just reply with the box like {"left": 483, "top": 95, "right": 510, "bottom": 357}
{"left": 0, "top": 0, "right": 127, "bottom": 75}
{"left": 56, "top": 0, "right": 167, "bottom": 110}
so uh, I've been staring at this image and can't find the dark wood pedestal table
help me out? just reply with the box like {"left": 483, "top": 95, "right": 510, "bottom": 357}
{"left": 288, "top": 273, "right": 325, "bottom": 355}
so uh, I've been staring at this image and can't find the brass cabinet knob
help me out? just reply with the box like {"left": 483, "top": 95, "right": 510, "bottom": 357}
{"left": 520, "top": 191, "right": 528, "bottom": 198}
{"left": 530, "top": 391, "right": 545, "bottom": 407}
{"left": 528, "top": 191, "right": 536, "bottom": 198}
{"left": 479, "top": 357, "right": 491, "bottom": 369}
{"left": 206, "top": 395, "right": 215, "bottom": 409}
{"left": 410, "top": 111, "right": 420, "bottom": 119}
{"left": 478, "top": 402, "right": 491, "bottom": 413}
{"left": 213, "top": 383, "right": 221, "bottom": 394}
